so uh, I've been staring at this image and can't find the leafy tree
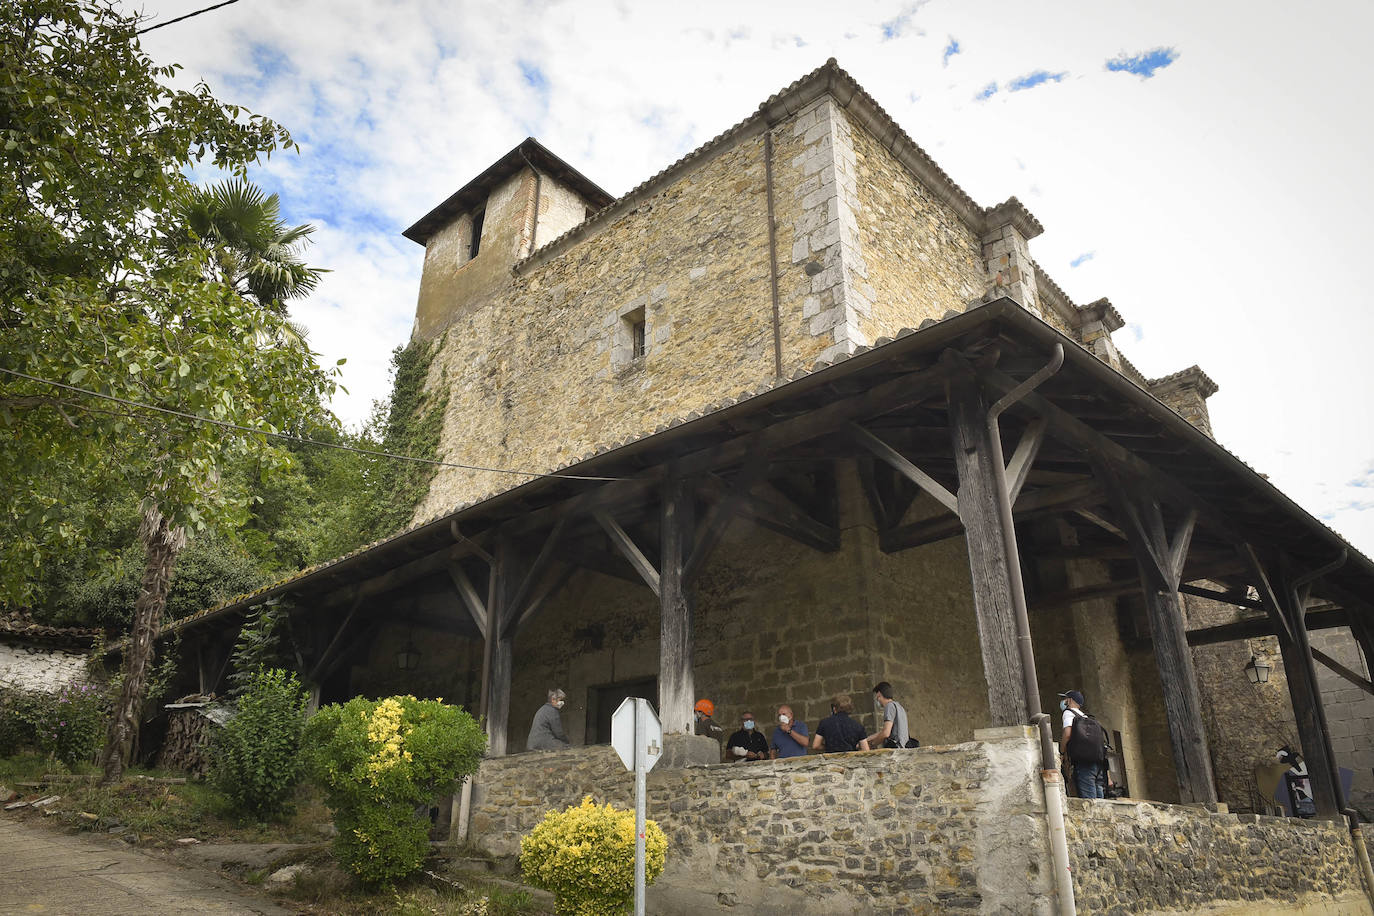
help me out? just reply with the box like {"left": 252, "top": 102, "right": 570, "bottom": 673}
{"left": 0, "top": 0, "right": 336, "bottom": 782}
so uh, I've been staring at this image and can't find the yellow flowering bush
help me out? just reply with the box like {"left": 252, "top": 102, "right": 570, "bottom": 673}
{"left": 519, "top": 796, "right": 668, "bottom": 916}
{"left": 304, "top": 695, "right": 485, "bottom": 884}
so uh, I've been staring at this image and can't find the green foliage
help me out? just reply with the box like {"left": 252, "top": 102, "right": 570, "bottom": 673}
{"left": 519, "top": 796, "right": 668, "bottom": 916}
{"left": 225, "top": 604, "right": 291, "bottom": 697}
{"left": 304, "top": 695, "right": 486, "bottom": 885}
{"left": 355, "top": 340, "right": 449, "bottom": 542}
{"left": 0, "top": 683, "right": 109, "bottom": 766}
{"left": 36, "top": 531, "right": 264, "bottom": 630}
{"left": 211, "top": 668, "right": 307, "bottom": 820}
{"left": 0, "top": 0, "right": 334, "bottom": 607}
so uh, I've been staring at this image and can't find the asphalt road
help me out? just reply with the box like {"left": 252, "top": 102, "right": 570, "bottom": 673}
{"left": 0, "top": 817, "right": 291, "bottom": 915}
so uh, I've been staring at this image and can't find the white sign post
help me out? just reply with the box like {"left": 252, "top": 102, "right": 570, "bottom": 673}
{"left": 611, "top": 697, "right": 662, "bottom": 916}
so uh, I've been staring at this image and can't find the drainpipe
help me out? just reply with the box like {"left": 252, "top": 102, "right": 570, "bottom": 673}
{"left": 984, "top": 342, "right": 1075, "bottom": 916}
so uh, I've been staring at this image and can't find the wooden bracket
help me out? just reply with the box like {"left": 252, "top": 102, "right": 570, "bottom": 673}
{"left": 446, "top": 563, "right": 488, "bottom": 639}
{"left": 1004, "top": 416, "right": 1046, "bottom": 505}
{"left": 849, "top": 421, "right": 958, "bottom": 514}
{"left": 595, "top": 510, "right": 661, "bottom": 595}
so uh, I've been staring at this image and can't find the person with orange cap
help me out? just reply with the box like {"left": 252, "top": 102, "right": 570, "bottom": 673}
{"left": 693, "top": 698, "right": 724, "bottom": 743}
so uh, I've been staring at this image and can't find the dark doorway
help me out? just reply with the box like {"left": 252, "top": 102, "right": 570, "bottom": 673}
{"left": 586, "top": 677, "right": 658, "bottom": 745}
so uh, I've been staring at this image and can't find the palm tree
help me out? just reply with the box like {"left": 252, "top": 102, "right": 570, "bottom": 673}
{"left": 165, "top": 179, "right": 325, "bottom": 311}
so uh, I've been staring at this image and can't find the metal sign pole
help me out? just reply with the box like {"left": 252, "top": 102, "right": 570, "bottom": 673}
{"left": 633, "top": 697, "right": 647, "bottom": 916}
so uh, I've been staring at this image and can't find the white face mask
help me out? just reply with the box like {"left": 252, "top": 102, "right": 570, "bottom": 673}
{"left": 778, "top": 714, "right": 790, "bottom": 725}
{"left": 743, "top": 720, "right": 755, "bottom": 730}
{"left": 554, "top": 699, "right": 565, "bottom": 709}
{"left": 1059, "top": 700, "right": 1068, "bottom": 711}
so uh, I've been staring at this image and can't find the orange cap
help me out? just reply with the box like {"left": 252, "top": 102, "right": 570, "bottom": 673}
{"left": 694, "top": 698, "right": 715, "bottom": 716}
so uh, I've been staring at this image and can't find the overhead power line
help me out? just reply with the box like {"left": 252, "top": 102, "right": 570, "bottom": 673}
{"left": 136, "top": 0, "right": 245, "bottom": 35}
{"left": 0, "top": 366, "right": 623, "bottom": 482}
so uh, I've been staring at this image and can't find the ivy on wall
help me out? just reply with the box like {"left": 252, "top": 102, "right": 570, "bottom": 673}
{"left": 358, "top": 335, "right": 450, "bottom": 542}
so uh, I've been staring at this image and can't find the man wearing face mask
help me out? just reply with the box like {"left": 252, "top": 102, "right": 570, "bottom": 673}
{"left": 725, "top": 711, "right": 769, "bottom": 762}
{"left": 1059, "top": 689, "right": 1107, "bottom": 798}
{"left": 769, "top": 704, "right": 810, "bottom": 759}
{"left": 526, "top": 688, "right": 572, "bottom": 751}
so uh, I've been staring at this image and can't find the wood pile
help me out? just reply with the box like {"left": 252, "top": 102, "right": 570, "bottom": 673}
{"left": 155, "top": 694, "right": 225, "bottom": 778}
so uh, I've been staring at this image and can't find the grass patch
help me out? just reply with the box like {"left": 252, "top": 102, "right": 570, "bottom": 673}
{"left": 276, "top": 860, "right": 544, "bottom": 915}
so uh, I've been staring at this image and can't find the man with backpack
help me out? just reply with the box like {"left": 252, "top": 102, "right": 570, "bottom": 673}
{"left": 867, "top": 681, "right": 918, "bottom": 749}
{"left": 1059, "top": 689, "right": 1108, "bottom": 799}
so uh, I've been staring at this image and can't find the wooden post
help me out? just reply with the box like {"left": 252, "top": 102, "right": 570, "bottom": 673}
{"left": 481, "top": 529, "right": 517, "bottom": 756}
{"left": 947, "top": 372, "right": 1030, "bottom": 727}
{"left": 1274, "top": 558, "right": 1343, "bottom": 819}
{"left": 1102, "top": 466, "right": 1217, "bottom": 805}
{"left": 660, "top": 476, "right": 696, "bottom": 734}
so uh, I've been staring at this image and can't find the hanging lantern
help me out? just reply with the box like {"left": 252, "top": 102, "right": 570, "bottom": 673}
{"left": 1245, "top": 654, "right": 1272, "bottom": 685}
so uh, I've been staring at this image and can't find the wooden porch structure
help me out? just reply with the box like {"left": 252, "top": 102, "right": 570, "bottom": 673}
{"left": 149, "top": 299, "right": 1374, "bottom": 817}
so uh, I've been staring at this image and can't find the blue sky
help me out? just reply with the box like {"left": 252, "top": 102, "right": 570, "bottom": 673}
{"left": 134, "top": 0, "right": 1374, "bottom": 554}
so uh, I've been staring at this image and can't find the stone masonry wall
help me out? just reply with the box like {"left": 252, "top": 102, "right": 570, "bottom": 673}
{"left": 1310, "top": 627, "right": 1374, "bottom": 818}
{"left": 470, "top": 728, "right": 1053, "bottom": 915}
{"left": 1066, "top": 797, "right": 1372, "bottom": 915}
{"left": 848, "top": 118, "right": 986, "bottom": 340}
{"left": 0, "top": 642, "right": 90, "bottom": 693}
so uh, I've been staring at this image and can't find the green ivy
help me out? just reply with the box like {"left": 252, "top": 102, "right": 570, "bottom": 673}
{"left": 357, "top": 338, "right": 449, "bottom": 541}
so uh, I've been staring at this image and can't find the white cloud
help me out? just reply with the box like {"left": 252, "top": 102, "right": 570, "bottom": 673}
{"left": 133, "top": 0, "right": 1374, "bottom": 554}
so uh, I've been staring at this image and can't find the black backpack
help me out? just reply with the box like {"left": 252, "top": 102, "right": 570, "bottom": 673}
{"left": 1067, "top": 710, "right": 1107, "bottom": 763}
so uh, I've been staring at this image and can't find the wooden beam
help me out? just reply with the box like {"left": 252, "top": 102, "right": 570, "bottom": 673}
{"left": 506, "top": 518, "right": 569, "bottom": 626}
{"left": 307, "top": 592, "right": 363, "bottom": 684}
{"left": 659, "top": 477, "right": 696, "bottom": 735}
{"left": 947, "top": 371, "right": 1029, "bottom": 727}
{"left": 696, "top": 475, "right": 841, "bottom": 553}
{"left": 849, "top": 421, "right": 958, "bottom": 514}
{"left": 1099, "top": 463, "right": 1218, "bottom": 805}
{"left": 1312, "top": 648, "right": 1374, "bottom": 697}
{"left": 881, "top": 478, "right": 1102, "bottom": 553}
{"left": 509, "top": 562, "right": 576, "bottom": 636}
{"left": 595, "top": 511, "right": 661, "bottom": 596}
{"left": 1177, "top": 583, "right": 1264, "bottom": 611}
{"left": 683, "top": 454, "right": 769, "bottom": 584}
{"left": 1004, "top": 417, "right": 1047, "bottom": 504}
{"left": 1185, "top": 608, "right": 1348, "bottom": 646}
{"left": 314, "top": 622, "right": 378, "bottom": 684}
{"left": 1031, "top": 578, "right": 1141, "bottom": 610}
{"left": 1273, "top": 557, "right": 1343, "bottom": 819}
{"left": 1168, "top": 509, "right": 1198, "bottom": 586}
{"left": 481, "top": 531, "right": 518, "bottom": 757}
{"left": 447, "top": 564, "right": 487, "bottom": 639}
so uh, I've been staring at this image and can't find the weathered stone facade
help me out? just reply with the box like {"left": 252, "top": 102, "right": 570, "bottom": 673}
{"left": 1310, "top": 627, "right": 1374, "bottom": 818}
{"left": 1066, "top": 798, "right": 1371, "bottom": 915}
{"left": 0, "top": 641, "right": 91, "bottom": 693}
{"left": 471, "top": 727, "right": 1054, "bottom": 915}
{"left": 407, "top": 68, "right": 1136, "bottom": 523}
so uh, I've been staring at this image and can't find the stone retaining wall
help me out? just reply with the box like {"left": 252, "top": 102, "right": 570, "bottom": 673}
{"left": 470, "top": 726, "right": 1053, "bottom": 915}
{"left": 1066, "top": 798, "right": 1372, "bottom": 915}
{"left": 0, "top": 642, "right": 89, "bottom": 693}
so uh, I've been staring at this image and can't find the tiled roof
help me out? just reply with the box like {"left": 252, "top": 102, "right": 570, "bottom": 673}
{"left": 515, "top": 59, "right": 1046, "bottom": 276}
{"left": 0, "top": 611, "right": 100, "bottom": 644}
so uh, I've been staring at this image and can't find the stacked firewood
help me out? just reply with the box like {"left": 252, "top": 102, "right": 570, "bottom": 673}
{"left": 155, "top": 695, "right": 223, "bottom": 778}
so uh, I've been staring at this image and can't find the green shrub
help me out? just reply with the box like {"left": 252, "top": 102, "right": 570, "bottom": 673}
{"left": 211, "top": 668, "right": 307, "bottom": 820}
{"left": 519, "top": 796, "right": 668, "bottom": 916}
{"left": 304, "top": 695, "right": 485, "bottom": 885}
{"left": 0, "top": 683, "right": 107, "bottom": 766}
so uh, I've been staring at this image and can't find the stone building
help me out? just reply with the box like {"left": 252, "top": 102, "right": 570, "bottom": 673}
{"left": 0, "top": 612, "right": 97, "bottom": 694}
{"left": 148, "top": 61, "right": 1374, "bottom": 913}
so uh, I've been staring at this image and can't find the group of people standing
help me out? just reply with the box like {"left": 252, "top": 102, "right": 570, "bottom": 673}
{"left": 527, "top": 682, "right": 1113, "bottom": 800}
{"left": 694, "top": 682, "right": 918, "bottom": 762}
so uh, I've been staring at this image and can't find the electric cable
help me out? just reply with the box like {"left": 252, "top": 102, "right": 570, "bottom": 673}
{"left": 0, "top": 366, "right": 623, "bottom": 482}
{"left": 136, "top": 0, "right": 245, "bottom": 35}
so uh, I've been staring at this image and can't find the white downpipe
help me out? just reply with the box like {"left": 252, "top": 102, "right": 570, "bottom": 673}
{"left": 1042, "top": 768, "right": 1077, "bottom": 916}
